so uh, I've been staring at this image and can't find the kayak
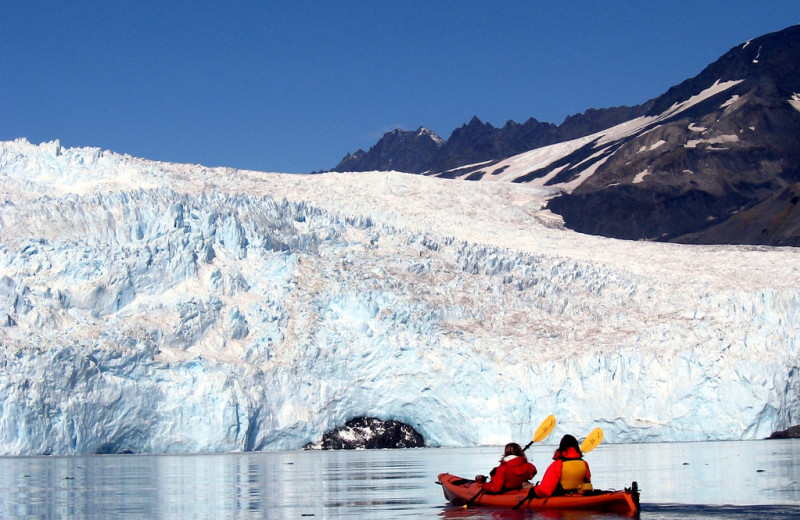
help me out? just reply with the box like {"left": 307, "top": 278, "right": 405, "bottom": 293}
{"left": 438, "top": 473, "right": 640, "bottom": 516}
{"left": 438, "top": 473, "right": 640, "bottom": 517}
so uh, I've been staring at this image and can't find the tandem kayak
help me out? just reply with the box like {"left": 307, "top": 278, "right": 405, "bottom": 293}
{"left": 438, "top": 473, "right": 640, "bottom": 517}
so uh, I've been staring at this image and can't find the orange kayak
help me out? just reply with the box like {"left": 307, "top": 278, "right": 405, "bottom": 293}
{"left": 438, "top": 473, "right": 640, "bottom": 517}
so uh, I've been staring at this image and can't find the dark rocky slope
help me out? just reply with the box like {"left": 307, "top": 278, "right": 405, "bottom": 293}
{"left": 546, "top": 25, "right": 800, "bottom": 245}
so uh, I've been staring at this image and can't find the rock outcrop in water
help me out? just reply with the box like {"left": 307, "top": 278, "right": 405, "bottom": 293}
{"left": 769, "top": 425, "right": 800, "bottom": 439}
{"left": 306, "top": 417, "right": 425, "bottom": 450}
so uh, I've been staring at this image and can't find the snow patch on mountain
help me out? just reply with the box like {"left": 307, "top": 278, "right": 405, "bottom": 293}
{"left": 685, "top": 134, "right": 740, "bottom": 148}
{"left": 721, "top": 95, "right": 740, "bottom": 110}
{"left": 417, "top": 127, "right": 445, "bottom": 145}
{"left": 647, "top": 140, "right": 666, "bottom": 151}
{"left": 633, "top": 170, "right": 650, "bottom": 184}
{"left": 790, "top": 93, "right": 800, "bottom": 112}
{"left": 1, "top": 138, "right": 799, "bottom": 455}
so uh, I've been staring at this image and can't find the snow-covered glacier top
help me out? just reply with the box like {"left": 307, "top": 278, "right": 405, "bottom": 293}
{"left": 1, "top": 138, "right": 798, "bottom": 455}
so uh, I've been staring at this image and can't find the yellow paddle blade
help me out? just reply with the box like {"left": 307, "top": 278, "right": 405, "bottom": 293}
{"left": 581, "top": 427, "right": 604, "bottom": 453}
{"left": 533, "top": 414, "right": 556, "bottom": 443}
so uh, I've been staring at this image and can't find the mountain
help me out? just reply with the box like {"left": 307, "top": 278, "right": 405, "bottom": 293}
{"left": 1, "top": 138, "right": 799, "bottom": 455}
{"left": 334, "top": 127, "right": 444, "bottom": 174}
{"left": 333, "top": 105, "right": 651, "bottom": 175}
{"left": 545, "top": 25, "right": 800, "bottom": 244}
{"left": 333, "top": 25, "right": 800, "bottom": 247}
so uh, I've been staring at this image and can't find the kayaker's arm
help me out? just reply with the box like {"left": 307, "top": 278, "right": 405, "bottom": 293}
{"left": 533, "top": 459, "right": 563, "bottom": 498}
{"left": 481, "top": 465, "right": 507, "bottom": 493}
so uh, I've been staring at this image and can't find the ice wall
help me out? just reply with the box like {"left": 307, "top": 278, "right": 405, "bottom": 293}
{"left": 1, "top": 139, "right": 798, "bottom": 455}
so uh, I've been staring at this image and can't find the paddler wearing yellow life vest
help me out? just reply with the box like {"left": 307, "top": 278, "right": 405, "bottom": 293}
{"left": 532, "top": 434, "right": 592, "bottom": 497}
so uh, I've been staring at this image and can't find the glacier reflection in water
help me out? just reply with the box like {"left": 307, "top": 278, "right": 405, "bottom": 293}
{"left": 1, "top": 440, "right": 799, "bottom": 519}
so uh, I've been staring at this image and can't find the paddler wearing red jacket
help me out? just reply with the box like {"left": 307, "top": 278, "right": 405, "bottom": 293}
{"left": 475, "top": 442, "right": 537, "bottom": 493}
{"left": 533, "top": 434, "right": 592, "bottom": 497}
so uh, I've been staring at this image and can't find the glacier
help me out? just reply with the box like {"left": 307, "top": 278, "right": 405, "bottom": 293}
{"left": 1, "top": 137, "right": 799, "bottom": 455}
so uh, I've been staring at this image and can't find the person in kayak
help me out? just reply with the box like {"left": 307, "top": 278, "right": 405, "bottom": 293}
{"left": 533, "top": 434, "right": 592, "bottom": 497}
{"left": 475, "top": 442, "right": 537, "bottom": 493}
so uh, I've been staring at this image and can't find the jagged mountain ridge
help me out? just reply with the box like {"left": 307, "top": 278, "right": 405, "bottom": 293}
{"left": 332, "top": 25, "right": 800, "bottom": 246}
{"left": 333, "top": 104, "right": 652, "bottom": 175}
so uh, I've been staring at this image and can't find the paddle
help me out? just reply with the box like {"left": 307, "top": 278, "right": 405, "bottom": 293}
{"left": 580, "top": 427, "right": 603, "bottom": 454}
{"left": 464, "top": 415, "right": 556, "bottom": 508}
{"left": 522, "top": 414, "right": 556, "bottom": 453}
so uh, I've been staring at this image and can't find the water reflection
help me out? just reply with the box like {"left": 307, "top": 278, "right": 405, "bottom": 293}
{"left": 0, "top": 441, "right": 798, "bottom": 519}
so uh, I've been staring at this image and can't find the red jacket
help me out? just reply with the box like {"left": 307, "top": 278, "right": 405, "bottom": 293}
{"left": 533, "top": 446, "right": 591, "bottom": 497}
{"left": 482, "top": 455, "right": 537, "bottom": 493}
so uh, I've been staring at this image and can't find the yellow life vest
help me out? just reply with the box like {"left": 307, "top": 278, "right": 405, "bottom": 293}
{"left": 560, "top": 460, "right": 591, "bottom": 491}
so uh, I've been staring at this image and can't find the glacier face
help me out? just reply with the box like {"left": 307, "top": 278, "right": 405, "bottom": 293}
{"left": 1, "top": 138, "right": 799, "bottom": 455}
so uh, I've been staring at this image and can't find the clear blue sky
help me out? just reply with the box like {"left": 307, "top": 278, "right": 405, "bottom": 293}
{"left": 2, "top": 1, "right": 799, "bottom": 173}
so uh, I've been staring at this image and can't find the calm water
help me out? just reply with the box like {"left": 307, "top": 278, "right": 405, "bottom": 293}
{"left": 1, "top": 440, "right": 799, "bottom": 519}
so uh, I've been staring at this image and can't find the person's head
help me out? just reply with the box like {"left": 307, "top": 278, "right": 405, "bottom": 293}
{"left": 557, "top": 434, "right": 581, "bottom": 455}
{"left": 504, "top": 442, "right": 524, "bottom": 458}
